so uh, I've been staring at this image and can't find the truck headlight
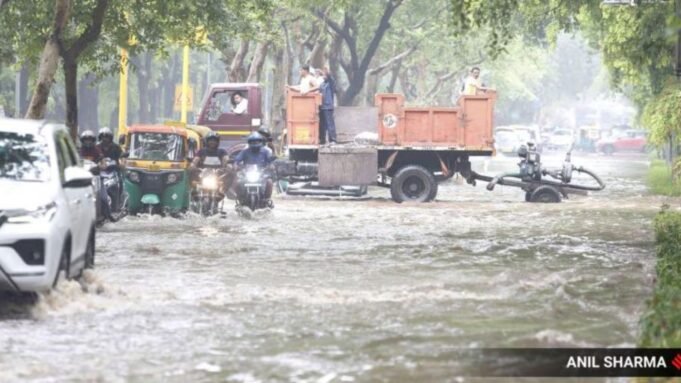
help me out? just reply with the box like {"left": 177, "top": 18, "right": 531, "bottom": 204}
{"left": 251, "top": 118, "right": 261, "bottom": 127}
{"left": 7, "top": 202, "right": 58, "bottom": 223}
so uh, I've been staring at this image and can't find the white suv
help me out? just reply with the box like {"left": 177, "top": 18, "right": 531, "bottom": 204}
{"left": 0, "top": 119, "right": 96, "bottom": 292}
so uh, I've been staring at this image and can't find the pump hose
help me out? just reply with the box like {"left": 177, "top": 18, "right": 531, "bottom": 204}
{"left": 567, "top": 166, "right": 606, "bottom": 191}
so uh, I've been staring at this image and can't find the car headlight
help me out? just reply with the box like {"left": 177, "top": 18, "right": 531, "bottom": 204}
{"left": 246, "top": 171, "right": 260, "bottom": 183}
{"left": 128, "top": 171, "right": 140, "bottom": 183}
{"left": 201, "top": 175, "right": 218, "bottom": 190}
{"left": 7, "top": 202, "right": 58, "bottom": 224}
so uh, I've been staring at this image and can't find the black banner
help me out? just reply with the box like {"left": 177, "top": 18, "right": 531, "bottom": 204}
{"left": 457, "top": 348, "right": 681, "bottom": 377}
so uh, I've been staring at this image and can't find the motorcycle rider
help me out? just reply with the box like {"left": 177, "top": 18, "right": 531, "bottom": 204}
{"left": 96, "top": 127, "right": 122, "bottom": 164}
{"left": 257, "top": 127, "right": 276, "bottom": 153}
{"left": 191, "top": 131, "right": 228, "bottom": 169}
{"left": 190, "top": 131, "right": 229, "bottom": 194}
{"left": 79, "top": 130, "right": 103, "bottom": 163}
{"left": 234, "top": 132, "right": 275, "bottom": 204}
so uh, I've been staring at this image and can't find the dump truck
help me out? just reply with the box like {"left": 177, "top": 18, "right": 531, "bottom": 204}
{"left": 275, "top": 91, "right": 498, "bottom": 202}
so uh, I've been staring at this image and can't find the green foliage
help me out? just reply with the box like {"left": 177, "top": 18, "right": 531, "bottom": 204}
{"left": 641, "top": 80, "right": 681, "bottom": 147}
{"left": 647, "top": 160, "right": 681, "bottom": 196}
{"left": 640, "top": 210, "right": 681, "bottom": 347}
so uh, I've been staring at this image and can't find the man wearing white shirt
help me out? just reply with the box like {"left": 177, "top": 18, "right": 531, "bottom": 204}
{"left": 232, "top": 91, "right": 248, "bottom": 114}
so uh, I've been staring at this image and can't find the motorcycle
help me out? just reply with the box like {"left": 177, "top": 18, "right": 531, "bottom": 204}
{"left": 236, "top": 165, "right": 273, "bottom": 212}
{"left": 99, "top": 157, "right": 125, "bottom": 221}
{"left": 191, "top": 168, "right": 225, "bottom": 216}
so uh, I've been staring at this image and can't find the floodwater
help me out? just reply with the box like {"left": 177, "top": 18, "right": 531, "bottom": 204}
{"left": 0, "top": 152, "right": 672, "bottom": 382}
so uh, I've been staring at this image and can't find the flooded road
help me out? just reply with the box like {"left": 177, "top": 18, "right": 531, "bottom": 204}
{"left": 0, "top": 152, "right": 671, "bottom": 382}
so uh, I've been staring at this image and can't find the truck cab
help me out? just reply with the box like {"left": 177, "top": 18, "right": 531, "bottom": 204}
{"left": 196, "top": 83, "right": 263, "bottom": 149}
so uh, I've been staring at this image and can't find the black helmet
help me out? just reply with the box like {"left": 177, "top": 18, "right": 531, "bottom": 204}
{"left": 517, "top": 144, "right": 528, "bottom": 158}
{"left": 205, "top": 131, "right": 219, "bottom": 145}
{"left": 246, "top": 131, "right": 264, "bottom": 151}
{"left": 257, "top": 127, "right": 271, "bottom": 139}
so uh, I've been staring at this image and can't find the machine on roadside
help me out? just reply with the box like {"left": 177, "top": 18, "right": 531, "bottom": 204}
{"left": 475, "top": 143, "right": 605, "bottom": 203}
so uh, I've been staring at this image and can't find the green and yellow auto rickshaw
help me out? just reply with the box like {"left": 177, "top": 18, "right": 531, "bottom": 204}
{"left": 122, "top": 124, "right": 198, "bottom": 215}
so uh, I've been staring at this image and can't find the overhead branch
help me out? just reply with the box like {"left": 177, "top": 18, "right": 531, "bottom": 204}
{"left": 368, "top": 45, "right": 418, "bottom": 76}
{"left": 62, "top": 0, "right": 109, "bottom": 60}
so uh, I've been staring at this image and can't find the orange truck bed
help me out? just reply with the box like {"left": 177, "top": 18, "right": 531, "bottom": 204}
{"left": 286, "top": 90, "right": 496, "bottom": 151}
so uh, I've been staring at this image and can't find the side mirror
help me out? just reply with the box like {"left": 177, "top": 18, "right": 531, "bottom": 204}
{"left": 64, "top": 166, "right": 93, "bottom": 188}
{"left": 118, "top": 134, "right": 126, "bottom": 146}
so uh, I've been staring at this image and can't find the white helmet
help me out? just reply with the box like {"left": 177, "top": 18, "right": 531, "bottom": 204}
{"left": 98, "top": 127, "right": 113, "bottom": 140}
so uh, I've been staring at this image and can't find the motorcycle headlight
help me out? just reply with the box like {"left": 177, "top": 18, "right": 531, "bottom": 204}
{"left": 246, "top": 171, "right": 260, "bottom": 183}
{"left": 128, "top": 171, "right": 140, "bottom": 183}
{"left": 201, "top": 175, "right": 218, "bottom": 190}
{"left": 7, "top": 202, "right": 58, "bottom": 224}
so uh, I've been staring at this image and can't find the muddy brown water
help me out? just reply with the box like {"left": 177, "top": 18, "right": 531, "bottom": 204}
{"left": 0, "top": 152, "right": 674, "bottom": 382}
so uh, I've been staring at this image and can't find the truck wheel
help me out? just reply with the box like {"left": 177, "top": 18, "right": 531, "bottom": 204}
{"left": 525, "top": 191, "right": 532, "bottom": 202}
{"left": 390, "top": 165, "right": 437, "bottom": 203}
{"left": 529, "top": 186, "right": 562, "bottom": 203}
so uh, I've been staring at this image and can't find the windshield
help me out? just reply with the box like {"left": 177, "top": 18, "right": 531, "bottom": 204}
{"left": 0, "top": 131, "right": 51, "bottom": 182}
{"left": 496, "top": 131, "right": 518, "bottom": 145}
{"left": 128, "top": 133, "right": 185, "bottom": 161}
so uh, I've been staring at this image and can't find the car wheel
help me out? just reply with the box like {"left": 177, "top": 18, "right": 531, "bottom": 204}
{"left": 603, "top": 145, "right": 614, "bottom": 156}
{"left": 529, "top": 186, "right": 562, "bottom": 203}
{"left": 390, "top": 165, "right": 437, "bottom": 203}
{"left": 52, "top": 240, "right": 70, "bottom": 288}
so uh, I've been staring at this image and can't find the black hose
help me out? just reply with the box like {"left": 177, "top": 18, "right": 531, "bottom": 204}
{"left": 568, "top": 166, "right": 606, "bottom": 191}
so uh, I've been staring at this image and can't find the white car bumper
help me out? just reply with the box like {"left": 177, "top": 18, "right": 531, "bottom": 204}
{"left": 0, "top": 220, "right": 66, "bottom": 292}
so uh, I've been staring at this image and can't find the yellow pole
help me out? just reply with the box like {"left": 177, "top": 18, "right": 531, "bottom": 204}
{"left": 181, "top": 45, "right": 190, "bottom": 123}
{"left": 118, "top": 48, "right": 128, "bottom": 137}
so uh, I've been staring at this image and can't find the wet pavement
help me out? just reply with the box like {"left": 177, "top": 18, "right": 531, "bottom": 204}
{"left": 0, "top": 152, "right": 672, "bottom": 382}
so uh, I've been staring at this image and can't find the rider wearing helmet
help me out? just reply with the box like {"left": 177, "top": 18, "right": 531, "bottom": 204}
{"left": 79, "top": 130, "right": 103, "bottom": 163}
{"left": 96, "top": 127, "right": 122, "bottom": 165}
{"left": 191, "top": 131, "right": 228, "bottom": 169}
{"left": 234, "top": 132, "right": 276, "bottom": 201}
{"left": 257, "top": 127, "right": 275, "bottom": 152}
{"left": 235, "top": 132, "right": 275, "bottom": 168}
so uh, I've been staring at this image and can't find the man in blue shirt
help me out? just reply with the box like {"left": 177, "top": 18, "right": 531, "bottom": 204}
{"left": 234, "top": 132, "right": 275, "bottom": 202}
{"left": 319, "top": 67, "right": 337, "bottom": 145}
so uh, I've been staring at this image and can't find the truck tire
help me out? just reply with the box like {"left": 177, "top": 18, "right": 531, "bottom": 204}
{"left": 528, "top": 185, "right": 562, "bottom": 203}
{"left": 390, "top": 165, "right": 437, "bottom": 203}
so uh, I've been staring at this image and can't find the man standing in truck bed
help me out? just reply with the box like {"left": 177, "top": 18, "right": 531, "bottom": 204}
{"left": 319, "top": 66, "right": 337, "bottom": 145}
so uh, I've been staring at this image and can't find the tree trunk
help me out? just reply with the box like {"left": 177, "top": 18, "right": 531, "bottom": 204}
{"left": 78, "top": 72, "right": 99, "bottom": 131}
{"left": 17, "top": 64, "right": 30, "bottom": 116}
{"left": 246, "top": 41, "right": 270, "bottom": 83}
{"left": 271, "top": 46, "right": 287, "bottom": 135}
{"left": 308, "top": 37, "right": 326, "bottom": 69}
{"left": 229, "top": 40, "right": 250, "bottom": 82}
{"left": 162, "top": 53, "right": 179, "bottom": 118}
{"left": 149, "top": 86, "right": 158, "bottom": 123}
{"left": 25, "top": 0, "right": 71, "bottom": 119}
{"left": 133, "top": 53, "right": 152, "bottom": 123}
{"left": 63, "top": 56, "right": 79, "bottom": 139}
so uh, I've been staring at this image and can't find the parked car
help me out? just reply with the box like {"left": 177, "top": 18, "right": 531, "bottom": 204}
{"left": 547, "top": 129, "right": 575, "bottom": 151}
{"left": 494, "top": 128, "right": 522, "bottom": 155}
{"left": 596, "top": 129, "right": 647, "bottom": 155}
{"left": 513, "top": 125, "right": 542, "bottom": 152}
{"left": 0, "top": 119, "right": 96, "bottom": 293}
